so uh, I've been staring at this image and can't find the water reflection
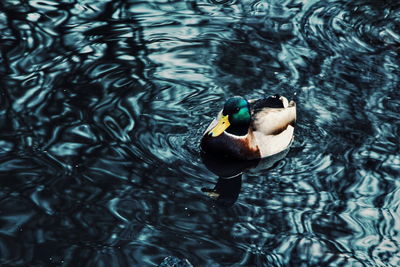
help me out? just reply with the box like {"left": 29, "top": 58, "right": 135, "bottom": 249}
{"left": 202, "top": 174, "right": 242, "bottom": 207}
{"left": 201, "top": 150, "right": 288, "bottom": 207}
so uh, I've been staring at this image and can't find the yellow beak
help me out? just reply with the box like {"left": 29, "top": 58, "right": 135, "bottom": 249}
{"left": 210, "top": 115, "right": 230, "bottom": 137}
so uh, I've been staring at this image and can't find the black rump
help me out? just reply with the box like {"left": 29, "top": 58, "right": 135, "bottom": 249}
{"left": 252, "top": 94, "right": 284, "bottom": 110}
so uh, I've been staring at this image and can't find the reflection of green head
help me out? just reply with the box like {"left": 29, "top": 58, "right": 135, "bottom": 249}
{"left": 222, "top": 96, "right": 251, "bottom": 136}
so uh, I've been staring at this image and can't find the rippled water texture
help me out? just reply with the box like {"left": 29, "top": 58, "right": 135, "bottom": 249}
{"left": 1, "top": 0, "right": 399, "bottom": 266}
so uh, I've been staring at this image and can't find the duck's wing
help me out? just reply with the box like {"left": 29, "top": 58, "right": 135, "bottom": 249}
{"left": 252, "top": 125, "right": 294, "bottom": 157}
{"left": 251, "top": 100, "right": 296, "bottom": 136}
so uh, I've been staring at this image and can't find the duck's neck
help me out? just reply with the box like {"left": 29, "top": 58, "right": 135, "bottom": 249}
{"left": 226, "top": 123, "right": 249, "bottom": 136}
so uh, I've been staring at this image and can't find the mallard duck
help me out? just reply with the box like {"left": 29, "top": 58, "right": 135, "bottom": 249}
{"left": 201, "top": 94, "right": 296, "bottom": 160}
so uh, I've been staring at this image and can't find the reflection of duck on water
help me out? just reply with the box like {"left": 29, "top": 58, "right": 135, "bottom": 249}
{"left": 201, "top": 149, "right": 289, "bottom": 207}
{"left": 201, "top": 173, "right": 242, "bottom": 208}
{"left": 200, "top": 94, "right": 296, "bottom": 207}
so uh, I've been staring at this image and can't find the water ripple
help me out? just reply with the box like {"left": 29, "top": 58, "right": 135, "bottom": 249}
{"left": 0, "top": 0, "right": 400, "bottom": 266}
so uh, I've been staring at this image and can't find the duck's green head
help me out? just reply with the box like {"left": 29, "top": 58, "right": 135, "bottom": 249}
{"left": 210, "top": 96, "right": 251, "bottom": 137}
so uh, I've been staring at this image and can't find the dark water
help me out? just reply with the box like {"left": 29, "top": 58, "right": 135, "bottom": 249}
{"left": 0, "top": 0, "right": 399, "bottom": 266}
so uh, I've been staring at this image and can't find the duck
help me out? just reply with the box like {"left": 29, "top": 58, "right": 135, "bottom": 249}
{"left": 200, "top": 94, "right": 296, "bottom": 160}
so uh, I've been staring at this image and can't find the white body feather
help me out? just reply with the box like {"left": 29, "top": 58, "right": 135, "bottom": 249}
{"left": 252, "top": 99, "right": 296, "bottom": 157}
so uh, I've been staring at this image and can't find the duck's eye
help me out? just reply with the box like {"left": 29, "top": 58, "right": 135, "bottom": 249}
{"left": 235, "top": 107, "right": 240, "bottom": 112}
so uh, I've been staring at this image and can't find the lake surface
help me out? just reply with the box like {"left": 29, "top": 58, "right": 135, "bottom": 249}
{"left": 0, "top": 0, "right": 399, "bottom": 266}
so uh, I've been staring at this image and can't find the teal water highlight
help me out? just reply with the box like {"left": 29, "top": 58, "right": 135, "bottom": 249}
{"left": 0, "top": 0, "right": 399, "bottom": 266}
